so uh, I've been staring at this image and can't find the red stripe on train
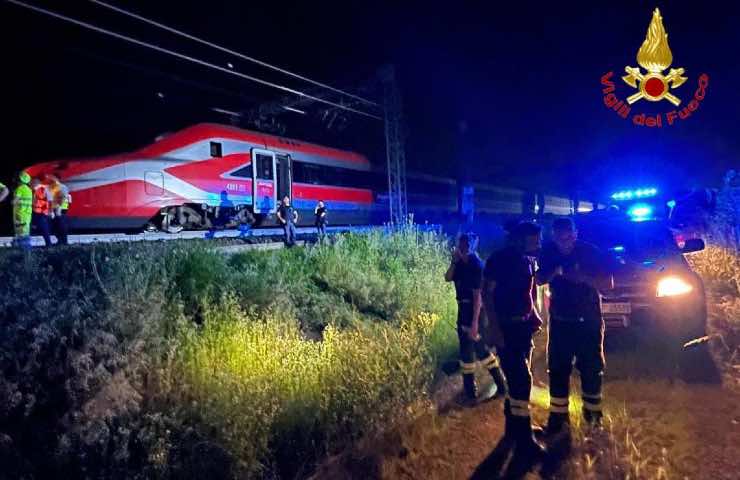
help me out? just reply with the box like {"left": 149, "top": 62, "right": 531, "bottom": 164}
{"left": 67, "top": 180, "right": 187, "bottom": 218}
{"left": 292, "top": 184, "right": 374, "bottom": 203}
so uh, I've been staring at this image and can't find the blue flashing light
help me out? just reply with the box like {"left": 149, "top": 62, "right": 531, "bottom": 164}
{"left": 611, "top": 188, "right": 658, "bottom": 201}
{"left": 611, "top": 245, "right": 625, "bottom": 252}
{"left": 627, "top": 203, "right": 653, "bottom": 221}
{"left": 667, "top": 199, "right": 676, "bottom": 208}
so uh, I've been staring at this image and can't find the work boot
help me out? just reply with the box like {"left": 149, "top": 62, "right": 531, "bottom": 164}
{"left": 545, "top": 412, "right": 570, "bottom": 436}
{"left": 488, "top": 367, "right": 508, "bottom": 399}
{"left": 513, "top": 417, "right": 547, "bottom": 456}
{"left": 463, "top": 373, "right": 478, "bottom": 401}
{"left": 583, "top": 409, "right": 604, "bottom": 429}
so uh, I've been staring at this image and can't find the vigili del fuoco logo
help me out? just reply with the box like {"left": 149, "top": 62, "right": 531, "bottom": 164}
{"left": 600, "top": 8, "right": 709, "bottom": 127}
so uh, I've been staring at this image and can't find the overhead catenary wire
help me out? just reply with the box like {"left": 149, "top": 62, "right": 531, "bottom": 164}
{"left": 89, "top": 0, "right": 379, "bottom": 108}
{"left": 5, "top": 0, "right": 382, "bottom": 121}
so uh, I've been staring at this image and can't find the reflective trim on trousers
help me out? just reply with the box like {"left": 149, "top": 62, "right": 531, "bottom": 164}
{"left": 582, "top": 400, "right": 603, "bottom": 412}
{"left": 549, "top": 395, "right": 570, "bottom": 413}
{"left": 581, "top": 392, "right": 602, "bottom": 401}
{"left": 507, "top": 396, "right": 531, "bottom": 417}
{"left": 481, "top": 353, "right": 500, "bottom": 369}
{"left": 510, "top": 405, "right": 530, "bottom": 417}
{"left": 460, "top": 360, "right": 477, "bottom": 374}
{"left": 507, "top": 394, "right": 532, "bottom": 416}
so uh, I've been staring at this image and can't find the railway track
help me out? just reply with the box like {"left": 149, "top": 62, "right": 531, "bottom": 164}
{"left": 0, "top": 225, "right": 377, "bottom": 248}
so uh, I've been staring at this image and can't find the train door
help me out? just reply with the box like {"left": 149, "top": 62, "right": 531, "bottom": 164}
{"left": 276, "top": 154, "right": 292, "bottom": 203}
{"left": 251, "top": 149, "right": 277, "bottom": 214}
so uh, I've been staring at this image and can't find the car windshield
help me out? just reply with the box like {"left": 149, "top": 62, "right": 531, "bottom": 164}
{"left": 577, "top": 220, "right": 680, "bottom": 260}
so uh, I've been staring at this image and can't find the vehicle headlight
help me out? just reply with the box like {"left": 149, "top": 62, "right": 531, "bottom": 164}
{"left": 656, "top": 276, "right": 693, "bottom": 297}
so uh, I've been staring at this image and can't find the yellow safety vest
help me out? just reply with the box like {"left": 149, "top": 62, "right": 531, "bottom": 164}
{"left": 14, "top": 184, "right": 33, "bottom": 220}
{"left": 51, "top": 182, "right": 70, "bottom": 210}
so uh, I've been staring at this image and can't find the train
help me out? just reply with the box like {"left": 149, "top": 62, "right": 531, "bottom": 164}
{"left": 24, "top": 123, "right": 588, "bottom": 232}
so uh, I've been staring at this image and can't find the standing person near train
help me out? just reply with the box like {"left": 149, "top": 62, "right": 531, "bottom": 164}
{"left": 314, "top": 200, "right": 327, "bottom": 241}
{"left": 536, "top": 217, "right": 612, "bottom": 433}
{"left": 277, "top": 195, "right": 299, "bottom": 247}
{"left": 12, "top": 172, "right": 33, "bottom": 248}
{"left": 483, "top": 222, "right": 546, "bottom": 455}
{"left": 31, "top": 178, "right": 53, "bottom": 247}
{"left": 445, "top": 232, "right": 508, "bottom": 405}
{"left": 49, "top": 175, "right": 71, "bottom": 246}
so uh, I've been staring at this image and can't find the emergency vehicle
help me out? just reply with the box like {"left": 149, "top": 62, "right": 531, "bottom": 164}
{"left": 579, "top": 189, "right": 708, "bottom": 344}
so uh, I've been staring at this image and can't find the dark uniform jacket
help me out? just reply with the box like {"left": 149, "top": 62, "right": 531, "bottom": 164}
{"left": 278, "top": 204, "right": 296, "bottom": 224}
{"left": 452, "top": 253, "right": 483, "bottom": 326}
{"left": 315, "top": 206, "right": 327, "bottom": 226}
{"left": 538, "top": 240, "right": 606, "bottom": 321}
{"left": 483, "top": 246, "right": 537, "bottom": 322}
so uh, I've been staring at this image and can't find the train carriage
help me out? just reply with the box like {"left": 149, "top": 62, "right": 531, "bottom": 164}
{"left": 25, "top": 123, "right": 377, "bottom": 231}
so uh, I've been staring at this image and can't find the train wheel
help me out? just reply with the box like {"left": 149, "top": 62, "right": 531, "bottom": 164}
{"left": 161, "top": 207, "right": 184, "bottom": 234}
{"left": 181, "top": 205, "right": 211, "bottom": 230}
{"left": 235, "top": 208, "right": 256, "bottom": 227}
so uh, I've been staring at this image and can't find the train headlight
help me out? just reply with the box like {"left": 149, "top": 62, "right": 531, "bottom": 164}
{"left": 656, "top": 276, "right": 693, "bottom": 297}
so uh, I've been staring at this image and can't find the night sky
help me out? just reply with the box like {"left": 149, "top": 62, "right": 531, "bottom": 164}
{"left": 1, "top": 0, "right": 738, "bottom": 199}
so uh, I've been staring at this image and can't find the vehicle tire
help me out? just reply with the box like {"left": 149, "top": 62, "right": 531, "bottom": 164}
{"left": 678, "top": 341, "right": 721, "bottom": 384}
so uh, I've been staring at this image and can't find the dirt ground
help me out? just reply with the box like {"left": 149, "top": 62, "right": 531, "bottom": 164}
{"left": 382, "top": 335, "right": 740, "bottom": 480}
{"left": 316, "top": 323, "right": 740, "bottom": 480}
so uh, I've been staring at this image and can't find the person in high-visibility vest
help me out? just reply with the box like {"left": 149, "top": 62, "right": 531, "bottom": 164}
{"left": 12, "top": 171, "right": 33, "bottom": 248}
{"left": 49, "top": 175, "right": 71, "bottom": 245}
{"left": 31, "top": 178, "right": 53, "bottom": 247}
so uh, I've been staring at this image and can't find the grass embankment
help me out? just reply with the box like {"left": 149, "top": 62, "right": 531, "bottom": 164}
{"left": 0, "top": 229, "right": 458, "bottom": 479}
{"left": 688, "top": 245, "right": 740, "bottom": 391}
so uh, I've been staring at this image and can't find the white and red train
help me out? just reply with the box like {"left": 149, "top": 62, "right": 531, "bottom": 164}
{"left": 26, "top": 123, "right": 379, "bottom": 231}
{"left": 25, "top": 122, "right": 585, "bottom": 232}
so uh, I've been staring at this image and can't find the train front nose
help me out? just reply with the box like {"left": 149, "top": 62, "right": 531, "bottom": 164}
{"left": 23, "top": 161, "right": 67, "bottom": 180}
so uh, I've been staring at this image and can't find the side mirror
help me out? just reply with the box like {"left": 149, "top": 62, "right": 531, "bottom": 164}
{"left": 681, "top": 238, "right": 705, "bottom": 254}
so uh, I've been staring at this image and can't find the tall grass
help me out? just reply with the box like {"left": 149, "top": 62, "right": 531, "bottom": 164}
{"left": 0, "top": 228, "right": 459, "bottom": 478}
{"left": 162, "top": 299, "right": 441, "bottom": 477}
{"left": 153, "top": 228, "right": 459, "bottom": 477}
{"left": 688, "top": 245, "right": 740, "bottom": 392}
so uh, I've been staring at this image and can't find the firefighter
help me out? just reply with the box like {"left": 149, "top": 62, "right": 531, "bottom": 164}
{"left": 12, "top": 172, "right": 33, "bottom": 248}
{"left": 277, "top": 195, "right": 298, "bottom": 247}
{"left": 314, "top": 200, "right": 327, "bottom": 240}
{"left": 31, "top": 178, "right": 53, "bottom": 247}
{"left": 483, "top": 222, "right": 546, "bottom": 454}
{"left": 536, "top": 217, "right": 612, "bottom": 432}
{"left": 446, "top": 232, "right": 508, "bottom": 404}
{"left": 49, "top": 175, "right": 71, "bottom": 245}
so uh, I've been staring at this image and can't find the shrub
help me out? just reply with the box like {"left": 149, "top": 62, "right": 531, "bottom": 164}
{"left": 687, "top": 245, "right": 740, "bottom": 296}
{"left": 163, "top": 298, "right": 442, "bottom": 478}
{"left": 0, "top": 229, "right": 458, "bottom": 479}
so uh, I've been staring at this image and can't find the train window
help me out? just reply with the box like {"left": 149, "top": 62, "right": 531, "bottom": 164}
{"left": 292, "top": 160, "right": 374, "bottom": 189}
{"left": 256, "top": 154, "right": 274, "bottom": 180}
{"left": 230, "top": 164, "right": 252, "bottom": 178}
{"left": 210, "top": 141, "right": 222, "bottom": 158}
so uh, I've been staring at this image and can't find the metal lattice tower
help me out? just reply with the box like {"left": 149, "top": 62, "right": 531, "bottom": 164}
{"left": 382, "top": 66, "right": 408, "bottom": 225}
